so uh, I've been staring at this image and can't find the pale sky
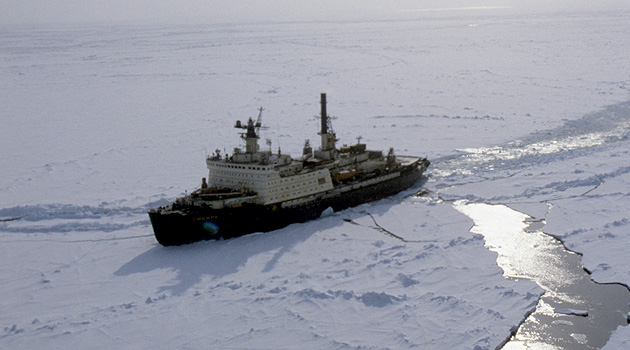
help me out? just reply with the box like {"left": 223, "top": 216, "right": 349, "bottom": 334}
{"left": 1, "top": 0, "right": 629, "bottom": 25}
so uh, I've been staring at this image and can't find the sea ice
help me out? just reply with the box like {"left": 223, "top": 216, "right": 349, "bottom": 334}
{"left": 2, "top": 4, "right": 630, "bottom": 349}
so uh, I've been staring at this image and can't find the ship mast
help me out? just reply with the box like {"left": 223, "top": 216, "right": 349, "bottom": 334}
{"left": 235, "top": 107, "right": 263, "bottom": 154}
{"left": 320, "top": 93, "right": 328, "bottom": 135}
{"left": 317, "top": 93, "right": 338, "bottom": 160}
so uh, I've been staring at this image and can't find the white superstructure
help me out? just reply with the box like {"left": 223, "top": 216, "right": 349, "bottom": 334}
{"left": 198, "top": 93, "right": 419, "bottom": 208}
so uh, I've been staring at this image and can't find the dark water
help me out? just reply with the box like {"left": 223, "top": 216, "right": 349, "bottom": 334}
{"left": 456, "top": 202, "right": 630, "bottom": 350}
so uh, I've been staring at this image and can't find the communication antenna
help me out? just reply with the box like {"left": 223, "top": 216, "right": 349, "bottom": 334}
{"left": 255, "top": 107, "right": 264, "bottom": 134}
{"left": 276, "top": 121, "right": 281, "bottom": 155}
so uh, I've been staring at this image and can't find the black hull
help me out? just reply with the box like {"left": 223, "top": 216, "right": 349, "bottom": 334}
{"left": 149, "top": 165, "right": 426, "bottom": 246}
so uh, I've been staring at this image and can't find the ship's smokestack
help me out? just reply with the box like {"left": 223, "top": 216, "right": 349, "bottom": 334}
{"left": 320, "top": 93, "right": 327, "bottom": 135}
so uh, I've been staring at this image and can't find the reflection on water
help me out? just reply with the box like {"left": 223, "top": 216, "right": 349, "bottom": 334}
{"left": 455, "top": 202, "right": 630, "bottom": 350}
{"left": 433, "top": 116, "right": 630, "bottom": 179}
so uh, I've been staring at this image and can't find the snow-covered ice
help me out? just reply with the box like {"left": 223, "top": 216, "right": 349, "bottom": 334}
{"left": 2, "top": 4, "right": 630, "bottom": 349}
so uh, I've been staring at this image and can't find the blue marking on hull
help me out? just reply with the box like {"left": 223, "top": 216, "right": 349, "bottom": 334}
{"left": 202, "top": 221, "right": 220, "bottom": 234}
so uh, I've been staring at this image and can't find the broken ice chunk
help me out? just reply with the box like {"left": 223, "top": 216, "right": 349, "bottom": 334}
{"left": 555, "top": 308, "right": 588, "bottom": 317}
{"left": 320, "top": 207, "right": 334, "bottom": 218}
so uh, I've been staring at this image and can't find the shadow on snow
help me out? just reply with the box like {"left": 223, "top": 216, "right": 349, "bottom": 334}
{"left": 114, "top": 215, "right": 345, "bottom": 295}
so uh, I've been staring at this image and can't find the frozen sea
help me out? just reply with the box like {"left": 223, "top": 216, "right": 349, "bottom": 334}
{"left": 1, "top": 5, "right": 630, "bottom": 350}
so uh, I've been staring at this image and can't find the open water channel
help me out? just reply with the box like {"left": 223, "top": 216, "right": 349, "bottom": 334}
{"left": 426, "top": 101, "right": 630, "bottom": 348}
{"left": 455, "top": 202, "right": 630, "bottom": 350}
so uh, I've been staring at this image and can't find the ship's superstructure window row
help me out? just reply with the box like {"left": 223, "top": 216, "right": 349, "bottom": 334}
{"left": 207, "top": 158, "right": 334, "bottom": 205}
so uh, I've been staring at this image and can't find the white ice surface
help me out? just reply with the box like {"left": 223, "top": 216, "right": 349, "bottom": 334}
{"left": 2, "top": 6, "right": 630, "bottom": 350}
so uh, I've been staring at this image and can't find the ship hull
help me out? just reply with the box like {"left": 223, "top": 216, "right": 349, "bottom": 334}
{"left": 149, "top": 163, "right": 427, "bottom": 246}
